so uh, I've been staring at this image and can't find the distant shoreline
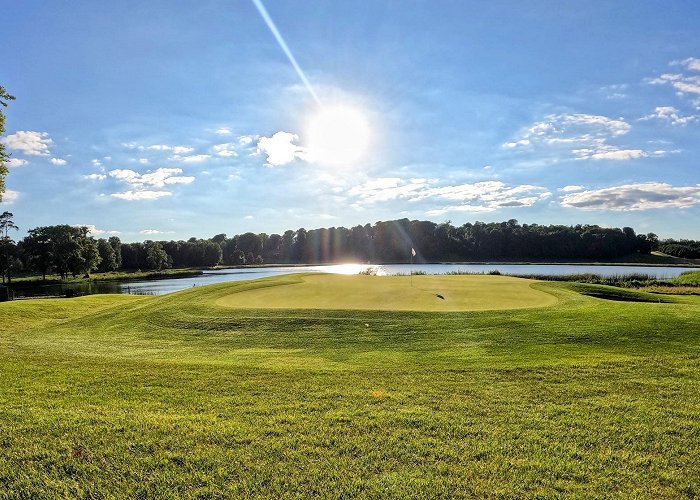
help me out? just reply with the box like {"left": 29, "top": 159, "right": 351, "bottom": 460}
{"left": 7, "top": 255, "right": 699, "bottom": 289}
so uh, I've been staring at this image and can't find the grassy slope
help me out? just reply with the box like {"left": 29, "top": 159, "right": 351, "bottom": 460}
{"left": 1, "top": 276, "right": 699, "bottom": 497}
{"left": 216, "top": 274, "right": 558, "bottom": 311}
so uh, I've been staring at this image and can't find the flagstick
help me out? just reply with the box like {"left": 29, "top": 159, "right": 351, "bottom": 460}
{"left": 410, "top": 249, "right": 413, "bottom": 287}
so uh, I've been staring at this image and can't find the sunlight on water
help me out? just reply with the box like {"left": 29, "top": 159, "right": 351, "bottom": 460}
{"left": 320, "top": 263, "right": 373, "bottom": 275}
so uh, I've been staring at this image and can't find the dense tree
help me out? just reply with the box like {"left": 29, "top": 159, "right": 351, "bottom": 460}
{"left": 13, "top": 218, "right": 673, "bottom": 278}
{"left": 145, "top": 240, "right": 170, "bottom": 271}
{"left": 108, "top": 236, "right": 122, "bottom": 269}
{"left": 658, "top": 239, "right": 700, "bottom": 259}
{"left": 22, "top": 225, "right": 100, "bottom": 278}
{"left": 0, "top": 86, "right": 15, "bottom": 202}
{"left": 97, "top": 238, "right": 118, "bottom": 272}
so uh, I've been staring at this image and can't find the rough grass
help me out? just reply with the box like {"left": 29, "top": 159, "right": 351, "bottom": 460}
{"left": 1, "top": 276, "right": 699, "bottom": 497}
{"left": 673, "top": 270, "right": 700, "bottom": 285}
{"left": 215, "top": 273, "right": 558, "bottom": 311}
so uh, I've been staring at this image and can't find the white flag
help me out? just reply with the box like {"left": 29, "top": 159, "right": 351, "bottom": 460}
{"left": 411, "top": 247, "right": 416, "bottom": 257}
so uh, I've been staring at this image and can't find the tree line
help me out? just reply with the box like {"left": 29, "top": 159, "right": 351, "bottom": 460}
{"left": 2, "top": 214, "right": 692, "bottom": 283}
{"left": 657, "top": 239, "right": 700, "bottom": 259}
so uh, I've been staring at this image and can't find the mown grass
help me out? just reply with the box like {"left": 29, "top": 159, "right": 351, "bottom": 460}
{"left": 215, "top": 274, "right": 557, "bottom": 312}
{"left": 1, "top": 275, "right": 699, "bottom": 497}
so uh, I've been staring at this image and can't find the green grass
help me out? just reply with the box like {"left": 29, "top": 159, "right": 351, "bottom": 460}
{"left": 1, "top": 274, "right": 699, "bottom": 497}
{"left": 216, "top": 273, "right": 558, "bottom": 311}
{"left": 673, "top": 270, "right": 700, "bottom": 285}
{"left": 10, "top": 268, "right": 203, "bottom": 285}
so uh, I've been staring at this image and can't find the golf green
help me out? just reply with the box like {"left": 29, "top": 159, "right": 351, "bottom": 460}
{"left": 214, "top": 273, "right": 559, "bottom": 311}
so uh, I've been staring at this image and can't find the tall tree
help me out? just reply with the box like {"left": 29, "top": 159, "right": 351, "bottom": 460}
{"left": 108, "top": 236, "right": 122, "bottom": 269}
{"left": 0, "top": 211, "right": 18, "bottom": 238}
{"left": 0, "top": 86, "right": 15, "bottom": 202}
{"left": 0, "top": 212, "right": 18, "bottom": 283}
{"left": 97, "top": 238, "right": 118, "bottom": 272}
{"left": 145, "top": 240, "right": 170, "bottom": 271}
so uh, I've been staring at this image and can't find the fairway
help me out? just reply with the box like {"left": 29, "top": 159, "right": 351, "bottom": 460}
{"left": 1, "top": 278, "right": 699, "bottom": 497}
{"left": 215, "top": 273, "right": 558, "bottom": 311}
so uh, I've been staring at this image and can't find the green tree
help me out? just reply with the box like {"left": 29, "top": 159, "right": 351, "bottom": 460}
{"left": 0, "top": 86, "right": 15, "bottom": 201}
{"left": 145, "top": 240, "right": 170, "bottom": 271}
{"left": 0, "top": 212, "right": 19, "bottom": 283}
{"left": 108, "top": 236, "right": 122, "bottom": 269}
{"left": 0, "top": 211, "right": 18, "bottom": 238}
{"left": 0, "top": 237, "right": 17, "bottom": 284}
{"left": 97, "top": 238, "right": 118, "bottom": 272}
{"left": 22, "top": 229, "right": 52, "bottom": 279}
{"left": 22, "top": 225, "right": 100, "bottom": 279}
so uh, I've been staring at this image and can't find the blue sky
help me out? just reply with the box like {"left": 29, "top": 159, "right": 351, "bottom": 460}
{"left": 2, "top": 0, "right": 699, "bottom": 240}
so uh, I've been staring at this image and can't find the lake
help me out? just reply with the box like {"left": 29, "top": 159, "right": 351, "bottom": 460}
{"left": 8, "top": 263, "right": 698, "bottom": 299}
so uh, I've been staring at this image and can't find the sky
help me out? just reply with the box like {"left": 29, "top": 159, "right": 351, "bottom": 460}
{"left": 1, "top": 0, "right": 699, "bottom": 241}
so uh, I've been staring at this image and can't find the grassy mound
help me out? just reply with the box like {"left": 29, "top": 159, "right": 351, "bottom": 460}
{"left": 565, "top": 283, "right": 676, "bottom": 303}
{"left": 214, "top": 273, "right": 558, "bottom": 311}
{"left": 1, "top": 279, "right": 699, "bottom": 497}
{"left": 673, "top": 270, "right": 700, "bottom": 285}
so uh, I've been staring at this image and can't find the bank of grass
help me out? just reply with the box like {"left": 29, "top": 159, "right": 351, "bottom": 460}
{"left": 10, "top": 268, "right": 203, "bottom": 286}
{"left": 673, "top": 270, "right": 700, "bottom": 285}
{"left": 1, "top": 274, "right": 699, "bottom": 497}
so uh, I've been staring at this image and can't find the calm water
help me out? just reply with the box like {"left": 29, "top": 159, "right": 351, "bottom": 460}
{"left": 9, "top": 263, "right": 698, "bottom": 299}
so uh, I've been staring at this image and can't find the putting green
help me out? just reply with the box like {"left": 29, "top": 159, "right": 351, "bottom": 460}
{"left": 215, "top": 273, "right": 558, "bottom": 311}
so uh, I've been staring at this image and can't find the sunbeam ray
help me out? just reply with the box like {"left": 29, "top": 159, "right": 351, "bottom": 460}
{"left": 251, "top": 0, "right": 322, "bottom": 106}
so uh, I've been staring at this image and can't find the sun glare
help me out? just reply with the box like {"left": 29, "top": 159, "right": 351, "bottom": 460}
{"left": 307, "top": 105, "right": 371, "bottom": 166}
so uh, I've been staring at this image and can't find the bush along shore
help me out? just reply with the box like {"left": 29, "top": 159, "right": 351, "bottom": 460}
{"left": 8, "top": 268, "right": 204, "bottom": 287}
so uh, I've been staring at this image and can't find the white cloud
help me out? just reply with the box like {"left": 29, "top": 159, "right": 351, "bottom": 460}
{"left": 50, "top": 157, "right": 67, "bottom": 166}
{"left": 92, "top": 159, "right": 102, "bottom": 167}
{"left": 213, "top": 143, "right": 238, "bottom": 157}
{"left": 572, "top": 147, "right": 647, "bottom": 161}
{"left": 349, "top": 177, "right": 550, "bottom": 213}
{"left": 503, "top": 113, "right": 663, "bottom": 161}
{"left": 139, "top": 229, "right": 174, "bottom": 235}
{"left": 640, "top": 106, "right": 697, "bottom": 126}
{"left": 504, "top": 113, "right": 631, "bottom": 151}
{"left": 84, "top": 173, "right": 107, "bottom": 181}
{"left": 138, "top": 158, "right": 149, "bottom": 164}
{"left": 215, "top": 127, "right": 232, "bottom": 136}
{"left": 600, "top": 83, "right": 629, "bottom": 100}
{"left": 561, "top": 182, "right": 700, "bottom": 211}
{"left": 257, "top": 131, "right": 307, "bottom": 166}
{"left": 171, "top": 146, "right": 194, "bottom": 155}
{"left": 673, "top": 57, "right": 700, "bottom": 72}
{"left": 108, "top": 167, "right": 195, "bottom": 188}
{"left": 649, "top": 73, "right": 700, "bottom": 99}
{"left": 1, "top": 131, "right": 53, "bottom": 156}
{"left": 1, "top": 189, "right": 18, "bottom": 204}
{"left": 6, "top": 158, "right": 27, "bottom": 168}
{"left": 559, "top": 185, "right": 585, "bottom": 192}
{"left": 239, "top": 135, "right": 255, "bottom": 146}
{"left": 123, "top": 143, "right": 194, "bottom": 154}
{"left": 243, "top": 215, "right": 254, "bottom": 220}
{"left": 79, "top": 224, "right": 121, "bottom": 236}
{"left": 171, "top": 154, "right": 211, "bottom": 163}
{"left": 111, "top": 190, "right": 172, "bottom": 201}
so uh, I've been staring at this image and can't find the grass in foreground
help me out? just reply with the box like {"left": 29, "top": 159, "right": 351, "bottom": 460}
{"left": 1, "top": 274, "right": 699, "bottom": 497}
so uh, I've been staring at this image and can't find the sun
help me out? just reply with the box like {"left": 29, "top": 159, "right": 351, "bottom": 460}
{"left": 306, "top": 105, "right": 371, "bottom": 166}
